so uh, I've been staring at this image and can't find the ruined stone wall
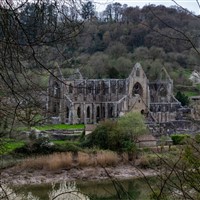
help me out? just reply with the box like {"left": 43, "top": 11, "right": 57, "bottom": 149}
{"left": 190, "top": 97, "right": 200, "bottom": 120}
{"left": 62, "top": 78, "right": 128, "bottom": 124}
{"left": 47, "top": 66, "right": 65, "bottom": 123}
{"left": 127, "top": 63, "right": 149, "bottom": 113}
{"left": 149, "top": 74, "right": 182, "bottom": 123}
{"left": 48, "top": 63, "right": 182, "bottom": 125}
{"left": 66, "top": 79, "right": 126, "bottom": 102}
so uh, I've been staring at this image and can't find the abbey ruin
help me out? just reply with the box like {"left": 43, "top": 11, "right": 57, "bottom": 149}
{"left": 47, "top": 63, "right": 185, "bottom": 131}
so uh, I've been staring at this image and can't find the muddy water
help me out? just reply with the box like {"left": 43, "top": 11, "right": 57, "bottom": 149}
{"left": 14, "top": 178, "right": 154, "bottom": 200}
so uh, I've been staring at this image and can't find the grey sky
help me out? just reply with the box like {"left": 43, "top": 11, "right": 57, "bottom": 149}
{"left": 95, "top": 0, "right": 200, "bottom": 15}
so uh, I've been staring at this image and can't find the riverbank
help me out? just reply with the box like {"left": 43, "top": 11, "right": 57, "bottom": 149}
{"left": 0, "top": 164, "right": 157, "bottom": 185}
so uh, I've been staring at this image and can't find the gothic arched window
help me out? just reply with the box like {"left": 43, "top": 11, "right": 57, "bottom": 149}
{"left": 77, "top": 107, "right": 81, "bottom": 118}
{"left": 66, "top": 106, "right": 69, "bottom": 118}
{"left": 132, "top": 82, "right": 143, "bottom": 97}
{"left": 87, "top": 106, "right": 90, "bottom": 118}
{"left": 108, "top": 104, "right": 113, "bottom": 118}
{"left": 111, "top": 81, "right": 116, "bottom": 94}
{"left": 96, "top": 106, "right": 100, "bottom": 118}
{"left": 53, "top": 82, "right": 60, "bottom": 98}
{"left": 53, "top": 102, "right": 59, "bottom": 116}
{"left": 69, "top": 84, "right": 73, "bottom": 94}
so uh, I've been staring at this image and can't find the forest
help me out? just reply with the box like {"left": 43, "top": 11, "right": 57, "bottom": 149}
{"left": 84, "top": 4, "right": 200, "bottom": 97}
{"left": 1, "top": 2, "right": 200, "bottom": 199}
{"left": 1, "top": 1, "right": 199, "bottom": 130}
{"left": 1, "top": 1, "right": 200, "bottom": 94}
{"left": 74, "top": 2, "right": 200, "bottom": 91}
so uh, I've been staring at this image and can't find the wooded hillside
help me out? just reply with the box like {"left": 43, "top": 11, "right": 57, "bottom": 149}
{"left": 1, "top": 1, "right": 200, "bottom": 94}
{"left": 49, "top": 2, "right": 200, "bottom": 95}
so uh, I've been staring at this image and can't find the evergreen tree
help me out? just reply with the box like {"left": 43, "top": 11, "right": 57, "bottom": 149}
{"left": 175, "top": 91, "right": 190, "bottom": 106}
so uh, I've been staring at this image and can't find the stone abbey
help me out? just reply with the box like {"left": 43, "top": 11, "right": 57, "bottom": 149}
{"left": 47, "top": 63, "right": 183, "bottom": 126}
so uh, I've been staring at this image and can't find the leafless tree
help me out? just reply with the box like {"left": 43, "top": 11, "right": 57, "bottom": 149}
{"left": 139, "top": 1, "right": 200, "bottom": 199}
{"left": 0, "top": 0, "right": 85, "bottom": 135}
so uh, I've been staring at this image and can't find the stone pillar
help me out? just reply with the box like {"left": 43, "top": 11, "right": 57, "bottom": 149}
{"left": 70, "top": 103, "right": 74, "bottom": 124}
{"left": 117, "top": 104, "right": 119, "bottom": 117}
{"left": 109, "top": 80, "right": 111, "bottom": 94}
{"left": 93, "top": 103, "right": 96, "bottom": 124}
{"left": 116, "top": 80, "right": 118, "bottom": 96}
{"left": 83, "top": 103, "right": 86, "bottom": 125}
{"left": 162, "top": 112, "right": 164, "bottom": 123}
{"left": 84, "top": 80, "right": 86, "bottom": 96}
{"left": 160, "top": 112, "right": 163, "bottom": 123}
{"left": 105, "top": 103, "right": 108, "bottom": 119}
{"left": 166, "top": 112, "right": 169, "bottom": 122}
{"left": 69, "top": 110, "right": 71, "bottom": 124}
{"left": 80, "top": 103, "right": 83, "bottom": 124}
{"left": 93, "top": 81, "right": 95, "bottom": 95}
{"left": 114, "top": 104, "right": 117, "bottom": 117}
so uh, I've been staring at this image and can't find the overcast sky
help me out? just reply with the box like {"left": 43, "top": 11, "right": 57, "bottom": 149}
{"left": 95, "top": 0, "right": 200, "bottom": 15}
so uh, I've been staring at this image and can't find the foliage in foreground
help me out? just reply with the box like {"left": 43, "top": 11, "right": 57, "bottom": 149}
{"left": 82, "top": 112, "right": 148, "bottom": 152}
{"left": 147, "top": 138, "right": 200, "bottom": 199}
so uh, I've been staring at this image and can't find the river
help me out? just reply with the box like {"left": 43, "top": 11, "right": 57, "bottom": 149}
{"left": 12, "top": 178, "right": 154, "bottom": 200}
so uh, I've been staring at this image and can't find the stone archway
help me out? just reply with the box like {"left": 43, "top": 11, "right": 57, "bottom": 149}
{"left": 87, "top": 106, "right": 90, "bottom": 118}
{"left": 132, "top": 82, "right": 143, "bottom": 97}
{"left": 53, "top": 102, "right": 59, "bottom": 116}
{"left": 66, "top": 106, "right": 69, "bottom": 118}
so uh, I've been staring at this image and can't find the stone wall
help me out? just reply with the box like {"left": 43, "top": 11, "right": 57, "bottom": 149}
{"left": 47, "top": 63, "right": 183, "bottom": 127}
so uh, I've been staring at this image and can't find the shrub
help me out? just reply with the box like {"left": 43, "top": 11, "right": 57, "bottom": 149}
{"left": 53, "top": 141, "right": 81, "bottom": 152}
{"left": 81, "top": 120, "right": 114, "bottom": 149}
{"left": 15, "top": 137, "right": 56, "bottom": 155}
{"left": 175, "top": 91, "right": 190, "bottom": 106}
{"left": 15, "top": 139, "right": 82, "bottom": 155}
{"left": 171, "top": 134, "right": 190, "bottom": 145}
{"left": 137, "top": 154, "right": 160, "bottom": 169}
{"left": 82, "top": 114, "right": 144, "bottom": 153}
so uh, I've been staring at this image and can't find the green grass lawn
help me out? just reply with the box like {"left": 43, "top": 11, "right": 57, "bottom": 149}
{"left": 0, "top": 139, "right": 25, "bottom": 155}
{"left": 184, "top": 91, "right": 199, "bottom": 97}
{"left": 34, "top": 124, "right": 84, "bottom": 131}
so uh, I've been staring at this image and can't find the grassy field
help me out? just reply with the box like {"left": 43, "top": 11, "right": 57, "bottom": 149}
{"left": 0, "top": 139, "right": 80, "bottom": 155}
{"left": 34, "top": 124, "right": 84, "bottom": 131}
{"left": 15, "top": 124, "right": 85, "bottom": 132}
{"left": 0, "top": 123, "right": 85, "bottom": 156}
